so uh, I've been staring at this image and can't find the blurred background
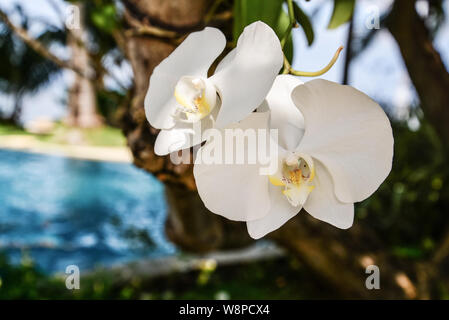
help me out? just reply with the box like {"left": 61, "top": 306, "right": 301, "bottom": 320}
{"left": 0, "top": 0, "right": 448, "bottom": 299}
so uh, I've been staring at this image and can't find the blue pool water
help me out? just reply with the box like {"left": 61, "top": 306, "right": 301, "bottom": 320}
{"left": 0, "top": 149, "right": 176, "bottom": 274}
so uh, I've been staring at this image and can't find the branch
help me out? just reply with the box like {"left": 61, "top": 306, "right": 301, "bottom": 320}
{"left": 0, "top": 8, "right": 95, "bottom": 80}
{"left": 124, "top": 24, "right": 180, "bottom": 39}
{"left": 342, "top": 12, "right": 354, "bottom": 84}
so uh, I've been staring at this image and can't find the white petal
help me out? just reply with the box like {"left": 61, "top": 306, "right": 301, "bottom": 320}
{"left": 210, "top": 21, "right": 283, "bottom": 128}
{"left": 214, "top": 48, "right": 236, "bottom": 74}
{"left": 304, "top": 160, "right": 354, "bottom": 229}
{"left": 193, "top": 112, "right": 271, "bottom": 221}
{"left": 266, "top": 75, "right": 305, "bottom": 150}
{"left": 292, "top": 79, "right": 394, "bottom": 203}
{"left": 247, "top": 184, "right": 300, "bottom": 239}
{"left": 154, "top": 108, "right": 219, "bottom": 156}
{"left": 145, "top": 27, "right": 226, "bottom": 129}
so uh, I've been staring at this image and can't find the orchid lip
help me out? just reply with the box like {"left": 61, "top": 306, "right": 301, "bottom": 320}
{"left": 173, "top": 76, "right": 218, "bottom": 123}
{"left": 269, "top": 152, "right": 315, "bottom": 207}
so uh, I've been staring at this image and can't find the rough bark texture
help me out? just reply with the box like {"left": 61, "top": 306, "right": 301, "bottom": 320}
{"left": 119, "top": 0, "right": 449, "bottom": 299}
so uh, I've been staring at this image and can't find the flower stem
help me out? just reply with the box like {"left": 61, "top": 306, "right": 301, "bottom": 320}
{"left": 289, "top": 46, "right": 344, "bottom": 77}
{"left": 281, "top": 0, "right": 296, "bottom": 49}
{"left": 282, "top": 55, "right": 291, "bottom": 74}
{"left": 281, "top": 0, "right": 343, "bottom": 77}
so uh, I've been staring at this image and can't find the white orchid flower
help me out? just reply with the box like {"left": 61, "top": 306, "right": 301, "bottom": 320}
{"left": 144, "top": 21, "right": 283, "bottom": 156}
{"left": 193, "top": 75, "right": 394, "bottom": 239}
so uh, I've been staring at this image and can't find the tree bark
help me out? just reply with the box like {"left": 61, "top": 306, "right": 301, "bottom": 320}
{"left": 388, "top": 0, "right": 449, "bottom": 147}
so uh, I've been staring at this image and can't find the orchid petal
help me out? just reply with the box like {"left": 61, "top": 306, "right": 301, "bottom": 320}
{"left": 247, "top": 184, "right": 300, "bottom": 239}
{"left": 292, "top": 79, "right": 393, "bottom": 203}
{"left": 193, "top": 112, "right": 271, "bottom": 221}
{"left": 211, "top": 21, "right": 283, "bottom": 128}
{"left": 145, "top": 27, "right": 226, "bottom": 129}
{"left": 154, "top": 108, "right": 219, "bottom": 156}
{"left": 266, "top": 75, "right": 305, "bottom": 150}
{"left": 214, "top": 48, "right": 236, "bottom": 74}
{"left": 304, "top": 160, "right": 354, "bottom": 229}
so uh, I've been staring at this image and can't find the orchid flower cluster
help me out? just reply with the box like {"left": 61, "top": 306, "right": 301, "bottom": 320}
{"left": 145, "top": 21, "right": 394, "bottom": 239}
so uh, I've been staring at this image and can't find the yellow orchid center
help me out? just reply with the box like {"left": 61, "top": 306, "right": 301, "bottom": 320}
{"left": 173, "top": 76, "right": 217, "bottom": 123}
{"left": 269, "top": 153, "right": 315, "bottom": 207}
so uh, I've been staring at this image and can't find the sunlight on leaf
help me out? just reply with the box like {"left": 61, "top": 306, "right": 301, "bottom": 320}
{"left": 328, "top": 0, "right": 355, "bottom": 29}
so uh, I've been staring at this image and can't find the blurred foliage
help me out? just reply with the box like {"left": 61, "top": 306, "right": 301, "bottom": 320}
{"left": 90, "top": 3, "right": 118, "bottom": 34}
{"left": 0, "top": 254, "right": 63, "bottom": 299}
{"left": 0, "top": 252, "right": 332, "bottom": 299}
{"left": 357, "top": 115, "right": 449, "bottom": 260}
{"left": 96, "top": 87, "right": 127, "bottom": 126}
{"left": 0, "top": 1, "right": 126, "bottom": 125}
{"left": 66, "top": 0, "right": 121, "bottom": 50}
{"left": 70, "top": 0, "right": 127, "bottom": 125}
{"left": 0, "top": 123, "right": 29, "bottom": 135}
{"left": 0, "top": 5, "right": 64, "bottom": 121}
{"left": 352, "top": 0, "right": 446, "bottom": 60}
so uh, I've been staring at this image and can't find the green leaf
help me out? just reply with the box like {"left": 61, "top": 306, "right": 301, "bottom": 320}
{"left": 233, "top": 0, "right": 284, "bottom": 41}
{"left": 327, "top": 0, "right": 355, "bottom": 29}
{"left": 233, "top": 0, "right": 293, "bottom": 61}
{"left": 292, "top": 2, "right": 314, "bottom": 46}
{"left": 277, "top": 10, "right": 293, "bottom": 62}
{"left": 90, "top": 4, "right": 118, "bottom": 34}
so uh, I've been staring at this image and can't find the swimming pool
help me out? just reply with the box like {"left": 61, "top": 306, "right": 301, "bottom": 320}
{"left": 0, "top": 149, "right": 176, "bottom": 274}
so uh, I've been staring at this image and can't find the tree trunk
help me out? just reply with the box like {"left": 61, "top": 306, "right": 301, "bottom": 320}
{"left": 10, "top": 93, "right": 23, "bottom": 124}
{"left": 388, "top": 0, "right": 449, "bottom": 147}
{"left": 119, "top": 0, "right": 254, "bottom": 251}
{"left": 66, "top": 2, "right": 102, "bottom": 128}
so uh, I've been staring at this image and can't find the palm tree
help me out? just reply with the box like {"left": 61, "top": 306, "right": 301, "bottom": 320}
{"left": 0, "top": 5, "right": 64, "bottom": 124}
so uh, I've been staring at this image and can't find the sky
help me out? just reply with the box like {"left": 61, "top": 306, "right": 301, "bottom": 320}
{"left": 0, "top": 0, "right": 448, "bottom": 125}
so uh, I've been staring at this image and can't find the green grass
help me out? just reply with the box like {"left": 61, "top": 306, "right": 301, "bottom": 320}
{"left": 0, "top": 123, "right": 126, "bottom": 147}
{"left": 82, "top": 126, "right": 127, "bottom": 147}
{"left": 0, "top": 123, "right": 30, "bottom": 136}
